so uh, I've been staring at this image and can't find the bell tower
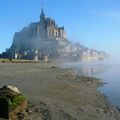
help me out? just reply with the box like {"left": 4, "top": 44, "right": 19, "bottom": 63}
{"left": 40, "top": 0, "right": 45, "bottom": 21}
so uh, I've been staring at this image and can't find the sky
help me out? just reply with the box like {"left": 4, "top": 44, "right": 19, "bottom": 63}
{"left": 0, "top": 0, "right": 120, "bottom": 62}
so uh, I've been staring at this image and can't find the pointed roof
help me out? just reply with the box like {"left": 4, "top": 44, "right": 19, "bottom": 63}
{"left": 40, "top": 0, "right": 45, "bottom": 20}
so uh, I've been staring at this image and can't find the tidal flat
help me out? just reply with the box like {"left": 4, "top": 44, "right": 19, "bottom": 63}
{"left": 0, "top": 63, "right": 119, "bottom": 120}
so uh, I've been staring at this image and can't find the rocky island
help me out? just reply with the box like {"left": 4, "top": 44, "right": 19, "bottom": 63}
{"left": 1, "top": 2, "right": 108, "bottom": 62}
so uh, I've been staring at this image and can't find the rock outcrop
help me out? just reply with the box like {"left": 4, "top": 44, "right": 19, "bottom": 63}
{"left": 0, "top": 86, "right": 27, "bottom": 119}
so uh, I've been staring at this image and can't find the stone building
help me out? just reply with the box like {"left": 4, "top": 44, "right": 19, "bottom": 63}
{"left": 37, "top": 8, "right": 66, "bottom": 39}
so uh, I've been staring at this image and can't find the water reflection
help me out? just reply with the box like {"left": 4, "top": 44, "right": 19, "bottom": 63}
{"left": 61, "top": 62, "right": 109, "bottom": 77}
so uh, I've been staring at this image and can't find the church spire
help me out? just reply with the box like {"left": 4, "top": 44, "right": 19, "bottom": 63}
{"left": 40, "top": 0, "right": 45, "bottom": 21}
{"left": 42, "top": 0, "right": 44, "bottom": 10}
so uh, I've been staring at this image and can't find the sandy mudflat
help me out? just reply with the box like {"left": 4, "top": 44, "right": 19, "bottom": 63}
{"left": 0, "top": 63, "right": 120, "bottom": 120}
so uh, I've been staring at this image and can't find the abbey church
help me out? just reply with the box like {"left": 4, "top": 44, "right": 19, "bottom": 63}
{"left": 38, "top": 8, "right": 66, "bottom": 39}
{"left": 1, "top": 2, "right": 108, "bottom": 61}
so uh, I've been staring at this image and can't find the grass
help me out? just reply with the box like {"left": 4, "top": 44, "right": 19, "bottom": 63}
{"left": 8, "top": 95, "right": 26, "bottom": 110}
{"left": 0, "top": 59, "right": 10, "bottom": 63}
{"left": 0, "top": 58, "right": 40, "bottom": 63}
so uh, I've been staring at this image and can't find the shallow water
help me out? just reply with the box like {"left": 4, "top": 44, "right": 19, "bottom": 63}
{"left": 61, "top": 62, "right": 120, "bottom": 107}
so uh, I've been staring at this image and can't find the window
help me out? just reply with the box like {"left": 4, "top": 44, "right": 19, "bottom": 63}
{"left": 49, "top": 31, "right": 51, "bottom": 37}
{"left": 52, "top": 31, "right": 54, "bottom": 37}
{"left": 56, "top": 32, "right": 57, "bottom": 37}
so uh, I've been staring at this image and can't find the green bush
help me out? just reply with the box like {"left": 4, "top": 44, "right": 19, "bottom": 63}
{"left": 9, "top": 95, "right": 26, "bottom": 110}
{"left": 1, "top": 60, "right": 6, "bottom": 63}
{"left": 9, "top": 58, "right": 13, "bottom": 61}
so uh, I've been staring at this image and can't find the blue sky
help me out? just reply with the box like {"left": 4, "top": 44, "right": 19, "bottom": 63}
{"left": 0, "top": 0, "right": 120, "bottom": 61}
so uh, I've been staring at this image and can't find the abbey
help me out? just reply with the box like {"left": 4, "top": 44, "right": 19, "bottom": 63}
{"left": 38, "top": 8, "right": 66, "bottom": 39}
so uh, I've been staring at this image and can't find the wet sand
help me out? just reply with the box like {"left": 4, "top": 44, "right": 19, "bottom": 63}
{"left": 0, "top": 63, "right": 120, "bottom": 120}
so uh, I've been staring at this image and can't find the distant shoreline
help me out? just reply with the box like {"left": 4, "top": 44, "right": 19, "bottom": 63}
{"left": 0, "top": 58, "right": 41, "bottom": 63}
